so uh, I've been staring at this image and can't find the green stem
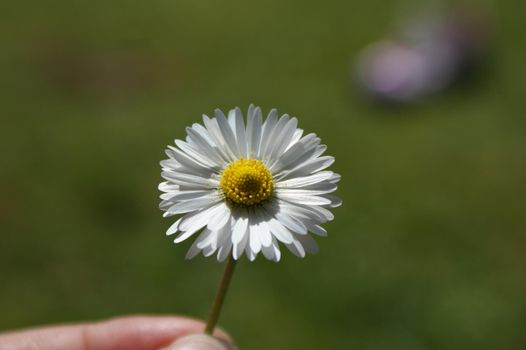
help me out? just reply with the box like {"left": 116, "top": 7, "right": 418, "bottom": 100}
{"left": 204, "top": 254, "right": 237, "bottom": 334}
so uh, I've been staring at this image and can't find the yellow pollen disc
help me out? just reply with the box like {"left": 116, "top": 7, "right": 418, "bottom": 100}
{"left": 220, "top": 158, "right": 274, "bottom": 206}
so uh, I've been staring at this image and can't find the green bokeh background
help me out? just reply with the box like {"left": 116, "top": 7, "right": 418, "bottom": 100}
{"left": 1, "top": 1, "right": 525, "bottom": 349}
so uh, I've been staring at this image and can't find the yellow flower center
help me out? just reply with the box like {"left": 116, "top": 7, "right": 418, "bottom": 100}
{"left": 220, "top": 158, "right": 274, "bottom": 206}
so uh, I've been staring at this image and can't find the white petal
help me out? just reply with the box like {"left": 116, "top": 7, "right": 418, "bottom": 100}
{"left": 275, "top": 188, "right": 336, "bottom": 197}
{"left": 294, "top": 181, "right": 338, "bottom": 193}
{"left": 174, "top": 203, "right": 223, "bottom": 243}
{"left": 261, "top": 242, "right": 275, "bottom": 260}
{"left": 227, "top": 109, "right": 236, "bottom": 130}
{"left": 160, "top": 159, "right": 180, "bottom": 171}
{"left": 246, "top": 106, "right": 262, "bottom": 158}
{"left": 166, "top": 145, "right": 211, "bottom": 176}
{"left": 233, "top": 226, "right": 249, "bottom": 260}
{"left": 216, "top": 219, "right": 233, "bottom": 248}
{"left": 285, "top": 237, "right": 306, "bottom": 258}
{"left": 281, "top": 156, "right": 334, "bottom": 179}
{"left": 159, "top": 181, "right": 179, "bottom": 193}
{"left": 167, "top": 190, "right": 217, "bottom": 202}
{"left": 305, "top": 204, "right": 334, "bottom": 221}
{"left": 275, "top": 211, "right": 308, "bottom": 234}
{"left": 308, "top": 223, "right": 327, "bottom": 236}
{"left": 328, "top": 173, "right": 341, "bottom": 184}
{"left": 246, "top": 248, "right": 257, "bottom": 261}
{"left": 268, "top": 117, "right": 298, "bottom": 165}
{"left": 165, "top": 194, "right": 221, "bottom": 215}
{"left": 232, "top": 107, "right": 247, "bottom": 158}
{"left": 202, "top": 114, "right": 236, "bottom": 162}
{"left": 179, "top": 203, "right": 224, "bottom": 231}
{"left": 295, "top": 234, "right": 319, "bottom": 254}
{"left": 286, "top": 128, "right": 304, "bottom": 151}
{"left": 277, "top": 193, "right": 332, "bottom": 206}
{"left": 325, "top": 194, "right": 342, "bottom": 208}
{"left": 185, "top": 239, "right": 202, "bottom": 259}
{"left": 162, "top": 210, "right": 176, "bottom": 218}
{"left": 258, "top": 109, "right": 278, "bottom": 159}
{"left": 276, "top": 171, "right": 334, "bottom": 189}
{"left": 187, "top": 125, "right": 228, "bottom": 166}
{"left": 217, "top": 240, "right": 233, "bottom": 262}
{"left": 267, "top": 218, "right": 294, "bottom": 244}
{"left": 174, "top": 139, "right": 218, "bottom": 169}
{"left": 263, "top": 114, "right": 289, "bottom": 160}
{"left": 247, "top": 104, "right": 255, "bottom": 120}
{"left": 206, "top": 202, "right": 231, "bottom": 231}
{"left": 271, "top": 238, "right": 281, "bottom": 262}
{"left": 215, "top": 109, "right": 241, "bottom": 159}
{"left": 166, "top": 217, "right": 183, "bottom": 235}
{"left": 279, "top": 200, "right": 334, "bottom": 223}
{"left": 202, "top": 245, "right": 217, "bottom": 257}
{"left": 253, "top": 208, "right": 272, "bottom": 247}
{"left": 161, "top": 171, "right": 218, "bottom": 190}
{"left": 159, "top": 199, "right": 175, "bottom": 211}
{"left": 271, "top": 134, "right": 320, "bottom": 175}
{"left": 279, "top": 204, "right": 323, "bottom": 223}
{"left": 174, "top": 227, "right": 203, "bottom": 244}
{"left": 160, "top": 192, "right": 176, "bottom": 201}
{"left": 190, "top": 121, "right": 213, "bottom": 142}
{"left": 196, "top": 228, "right": 215, "bottom": 249}
{"left": 248, "top": 224, "right": 262, "bottom": 254}
{"left": 232, "top": 214, "right": 249, "bottom": 244}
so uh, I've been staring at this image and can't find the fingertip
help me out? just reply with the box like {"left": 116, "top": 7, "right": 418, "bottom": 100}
{"left": 85, "top": 315, "right": 218, "bottom": 350}
{"left": 0, "top": 315, "right": 236, "bottom": 350}
{"left": 160, "top": 334, "right": 237, "bottom": 350}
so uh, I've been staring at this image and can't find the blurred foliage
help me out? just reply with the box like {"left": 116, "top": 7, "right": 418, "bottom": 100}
{"left": 1, "top": 0, "right": 526, "bottom": 349}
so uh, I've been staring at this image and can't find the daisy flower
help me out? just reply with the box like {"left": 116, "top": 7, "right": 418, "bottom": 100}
{"left": 159, "top": 105, "right": 341, "bottom": 262}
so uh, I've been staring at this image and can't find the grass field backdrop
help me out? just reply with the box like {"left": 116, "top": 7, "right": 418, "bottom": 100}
{"left": 1, "top": 1, "right": 525, "bottom": 349}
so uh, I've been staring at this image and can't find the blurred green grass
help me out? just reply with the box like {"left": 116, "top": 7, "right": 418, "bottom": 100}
{"left": 1, "top": 0, "right": 526, "bottom": 349}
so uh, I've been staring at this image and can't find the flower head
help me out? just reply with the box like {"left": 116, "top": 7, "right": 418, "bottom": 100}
{"left": 159, "top": 105, "right": 341, "bottom": 262}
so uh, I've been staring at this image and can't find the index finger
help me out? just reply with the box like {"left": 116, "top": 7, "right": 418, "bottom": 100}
{"left": 0, "top": 315, "right": 230, "bottom": 350}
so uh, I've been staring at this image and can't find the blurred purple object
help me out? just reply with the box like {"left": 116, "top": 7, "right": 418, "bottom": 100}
{"left": 355, "top": 5, "right": 493, "bottom": 103}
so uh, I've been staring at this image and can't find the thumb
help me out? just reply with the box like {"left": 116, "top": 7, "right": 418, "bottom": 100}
{"left": 160, "top": 334, "right": 237, "bottom": 350}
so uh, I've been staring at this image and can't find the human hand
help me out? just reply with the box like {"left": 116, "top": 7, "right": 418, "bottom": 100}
{"left": 0, "top": 315, "right": 236, "bottom": 350}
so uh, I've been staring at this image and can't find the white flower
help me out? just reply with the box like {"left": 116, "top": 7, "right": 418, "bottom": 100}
{"left": 159, "top": 105, "right": 341, "bottom": 262}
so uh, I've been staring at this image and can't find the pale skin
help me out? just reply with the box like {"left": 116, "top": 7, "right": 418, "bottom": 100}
{"left": 0, "top": 316, "right": 235, "bottom": 350}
